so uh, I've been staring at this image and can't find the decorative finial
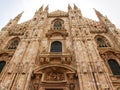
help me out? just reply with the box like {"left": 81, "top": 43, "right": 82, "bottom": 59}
{"left": 45, "top": 5, "right": 49, "bottom": 12}
{"left": 74, "top": 4, "right": 78, "bottom": 10}
{"left": 13, "top": 11, "right": 24, "bottom": 22}
{"left": 38, "top": 5, "right": 43, "bottom": 12}
{"left": 68, "top": 4, "right": 72, "bottom": 10}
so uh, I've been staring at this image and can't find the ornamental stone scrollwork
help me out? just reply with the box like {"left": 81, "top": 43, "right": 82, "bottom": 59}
{"left": 38, "top": 56, "right": 72, "bottom": 66}
{"left": 45, "top": 72, "right": 65, "bottom": 81}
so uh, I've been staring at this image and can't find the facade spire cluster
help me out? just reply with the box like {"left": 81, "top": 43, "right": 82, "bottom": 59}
{"left": 0, "top": 4, "right": 120, "bottom": 90}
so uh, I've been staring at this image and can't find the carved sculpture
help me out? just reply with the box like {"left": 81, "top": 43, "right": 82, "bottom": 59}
{"left": 46, "top": 72, "right": 64, "bottom": 81}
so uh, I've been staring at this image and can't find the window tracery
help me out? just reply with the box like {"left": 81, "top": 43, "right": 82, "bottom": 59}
{"left": 54, "top": 21, "right": 62, "bottom": 30}
{"left": 95, "top": 35, "right": 110, "bottom": 47}
{"left": 7, "top": 38, "right": 20, "bottom": 50}
{"left": 52, "top": 19, "right": 64, "bottom": 30}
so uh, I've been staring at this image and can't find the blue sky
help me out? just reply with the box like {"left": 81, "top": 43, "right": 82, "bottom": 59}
{"left": 0, "top": 0, "right": 120, "bottom": 29}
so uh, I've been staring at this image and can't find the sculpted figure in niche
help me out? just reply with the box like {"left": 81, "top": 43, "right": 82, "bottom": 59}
{"left": 40, "top": 58, "right": 44, "bottom": 64}
{"left": 22, "top": 62, "right": 28, "bottom": 74}
{"left": 24, "top": 31, "right": 29, "bottom": 39}
{"left": 81, "top": 62, "right": 87, "bottom": 73}
{"left": 96, "top": 61, "right": 103, "bottom": 73}
{"left": 45, "top": 58, "right": 50, "bottom": 63}
{"left": 61, "top": 57, "right": 65, "bottom": 63}
{"left": 33, "top": 29, "right": 38, "bottom": 37}
{"left": 75, "top": 30, "right": 79, "bottom": 37}
{"left": 17, "top": 63, "right": 23, "bottom": 73}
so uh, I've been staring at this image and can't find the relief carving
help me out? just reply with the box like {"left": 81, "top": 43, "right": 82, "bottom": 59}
{"left": 46, "top": 72, "right": 64, "bottom": 81}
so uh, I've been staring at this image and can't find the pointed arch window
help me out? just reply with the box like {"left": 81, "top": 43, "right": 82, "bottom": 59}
{"left": 108, "top": 59, "right": 120, "bottom": 75}
{"left": 0, "top": 61, "right": 6, "bottom": 73}
{"left": 97, "top": 38, "right": 107, "bottom": 47}
{"left": 95, "top": 36, "right": 110, "bottom": 47}
{"left": 50, "top": 41, "right": 62, "bottom": 52}
{"left": 54, "top": 21, "right": 62, "bottom": 30}
{"left": 7, "top": 38, "right": 20, "bottom": 50}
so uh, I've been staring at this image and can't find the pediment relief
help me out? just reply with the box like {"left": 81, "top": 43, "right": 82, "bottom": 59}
{"left": 48, "top": 10, "right": 68, "bottom": 17}
{"left": 33, "top": 65, "right": 75, "bottom": 74}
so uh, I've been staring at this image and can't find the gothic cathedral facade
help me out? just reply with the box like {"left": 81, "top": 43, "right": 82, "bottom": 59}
{"left": 0, "top": 5, "right": 120, "bottom": 90}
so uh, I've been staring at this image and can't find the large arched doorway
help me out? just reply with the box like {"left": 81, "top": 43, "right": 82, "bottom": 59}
{"left": 30, "top": 65, "right": 79, "bottom": 90}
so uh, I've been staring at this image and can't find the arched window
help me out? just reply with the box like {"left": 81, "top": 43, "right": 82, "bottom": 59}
{"left": 7, "top": 38, "right": 20, "bottom": 50}
{"left": 108, "top": 59, "right": 120, "bottom": 75}
{"left": 0, "top": 61, "right": 6, "bottom": 73}
{"left": 95, "top": 36, "right": 110, "bottom": 47}
{"left": 54, "top": 21, "right": 62, "bottom": 30}
{"left": 97, "top": 38, "right": 107, "bottom": 47}
{"left": 50, "top": 41, "right": 62, "bottom": 52}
